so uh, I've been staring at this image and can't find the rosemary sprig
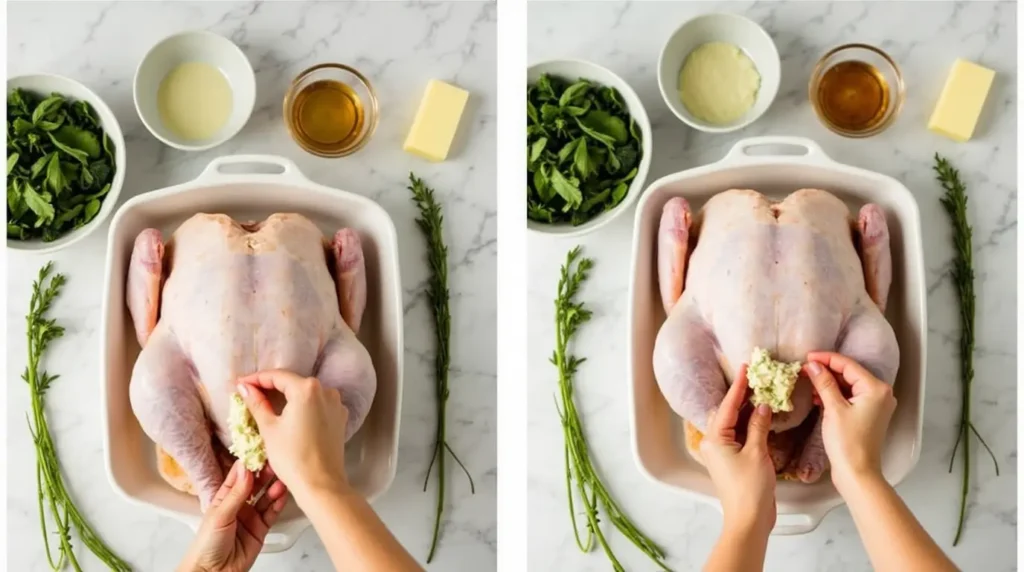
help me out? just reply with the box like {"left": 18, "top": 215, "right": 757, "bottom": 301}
{"left": 24, "top": 262, "right": 132, "bottom": 571}
{"left": 933, "top": 154, "right": 1000, "bottom": 546}
{"left": 553, "top": 247, "right": 671, "bottom": 571}
{"left": 408, "top": 173, "right": 475, "bottom": 563}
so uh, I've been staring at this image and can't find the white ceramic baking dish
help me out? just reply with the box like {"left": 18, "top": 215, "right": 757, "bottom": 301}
{"left": 100, "top": 155, "right": 403, "bottom": 551}
{"left": 628, "top": 136, "right": 926, "bottom": 534}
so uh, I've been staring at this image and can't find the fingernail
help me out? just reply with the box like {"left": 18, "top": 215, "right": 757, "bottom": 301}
{"left": 237, "top": 383, "right": 249, "bottom": 398}
{"left": 806, "top": 361, "right": 823, "bottom": 376}
{"left": 757, "top": 404, "right": 771, "bottom": 416}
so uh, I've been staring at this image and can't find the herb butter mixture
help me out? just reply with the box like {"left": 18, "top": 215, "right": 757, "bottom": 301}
{"left": 746, "top": 347, "right": 801, "bottom": 413}
{"left": 678, "top": 41, "right": 761, "bottom": 125}
{"left": 228, "top": 393, "right": 266, "bottom": 472}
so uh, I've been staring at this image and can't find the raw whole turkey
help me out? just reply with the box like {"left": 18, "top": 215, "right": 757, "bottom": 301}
{"left": 126, "top": 213, "right": 376, "bottom": 509}
{"left": 652, "top": 189, "right": 899, "bottom": 483}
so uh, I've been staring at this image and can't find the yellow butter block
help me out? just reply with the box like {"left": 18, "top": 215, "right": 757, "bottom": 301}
{"left": 928, "top": 58, "right": 995, "bottom": 142}
{"left": 403, "top": 79, "right": 469, "bottom": 161}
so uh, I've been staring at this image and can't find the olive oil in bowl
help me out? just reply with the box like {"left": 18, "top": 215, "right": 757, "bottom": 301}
{"left": 284, "top": 63, "right": 378, "bottom": 157}
{"left": 809, "top": 44, "right": 905, "bottom": 138}
{"left": 291, "top": 80, "right": 365, "bottom": 153}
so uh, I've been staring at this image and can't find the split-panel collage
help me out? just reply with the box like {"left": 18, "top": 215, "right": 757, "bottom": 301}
{"left": 3, "top": 1, "right": 1018, "bottom": 571}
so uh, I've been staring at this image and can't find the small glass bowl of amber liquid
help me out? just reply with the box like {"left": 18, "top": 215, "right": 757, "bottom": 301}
{"left": 809, "top": 43, "right": 905, "bottom": 138}
{"left": 284, "top": 63, "right": 379, "bottom": 157}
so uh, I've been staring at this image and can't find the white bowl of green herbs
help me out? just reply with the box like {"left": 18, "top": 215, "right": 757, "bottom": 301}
{"left": 7, "top": 74, "right": 126, "bottom": 253}
{"left": 527, "top": 59, "right": 652, "bottom": 237}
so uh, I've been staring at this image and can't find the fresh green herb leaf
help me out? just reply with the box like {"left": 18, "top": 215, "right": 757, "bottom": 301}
{"left": 21, "top": 182, "right": 54, "bottom": 223}
{"left": 52, "top": 125, "right": 100, "bottom": 158}
{"left": 29, "top": 152, "right": 52, "bottom": 179}
{"left": 45, "top": 153, "right": 67, "bottom": 195}
{"left": 573, "top": 137, "right": 596, "bottom": 181}
{"left": 550, "top": 168, "right": 583, "bottom": 208}
{"left": 579, "top": 110, "right": 628, "bottom": 144}
{"left": 14, "top": 118, "right": 34, "bottom": 136}
{"left": 83, "top": 199, "right": 101, "bottom": 223}
{"left": 559, "top": 81, "right": 590, "bottom": 107}
{"left": 32, "top": 95, "right": 64, "bottom": 124}
{"left": 530, "top": 137, "right": 548, "bottom": 165}
{"left": 7, "top": 153, "right": 18, "bottom": 175}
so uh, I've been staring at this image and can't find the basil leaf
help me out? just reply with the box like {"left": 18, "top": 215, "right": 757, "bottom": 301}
{"left": 88, "top": 161, "right": 111, "bottom": 186}
{"left": 29, "top": 152, "right": 52, "bottom": 180}
{"left": 8, "top": 223, "right": 25, "bottom": 239}
{"left": 559, "top": 81, "right": 590, "bottom": 107}
{"left": 527, "top": 100, "right": 539, "bottom": 124}
{"left": 580, "top": 188, "right": 610, "bottom": 213}
{"left": 32, "top": 95, "right": 64, "bottom": 124}
{"left": 557, "top": 139, "right": 581, "bottom": 164}
{"left": 7, "top": 153, "right": 18, "bottom": 175}
{"left": 53, "top": 204, "right": 83, "bottom": 229}
{"left": 540, "top": 103, "right": 561, "bottom": 123}
{"left": 13, "top": 118, "right": 34, "bottom": 136}
{"left": 533, "top": 164, "right": 554, "bottom": 203}
{"left": 83, "top": 198, "right": 101, "bottom": 223}
{"left": 573, "top": 138, "right": 596, "bottom": 181}
{"left": 611, "top": 182, "right": 629, "bottom": 204}
{"left": 21, "top": 182, "right": 55, "bottom": 223}
{"left": 53, "top": 125, "right": 101, "bottom": 158}
{"left": 48, "top": 132, "right": 90, "bottom": 164}
{"left": 579, "top": 110, "right": 628, "bottom": 144}
{"left": 550, "top": 168, "right": 582, "bottom": 208}
{"left": 88, "top": 183, "right": 112, "bottom": 200}
{"left": 45, "top": 153, "right": 68, "bottom": 195}
{"left": 530, "top": 137, "right": 548, "bottom": 165}
{"left": 103, "top": 132, "right": 115, "bottom": 161}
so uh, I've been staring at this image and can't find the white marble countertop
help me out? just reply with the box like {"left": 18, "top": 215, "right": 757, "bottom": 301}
{"left": 528, "top": 2, "right": 1016, "bottom": 571}
{"left": 7, "top": 2, "right": 495, "bottom": 570}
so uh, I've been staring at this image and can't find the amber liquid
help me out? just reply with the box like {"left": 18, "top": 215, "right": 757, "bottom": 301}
{"left": 816, "top": 60, "right": 890, "bottom": 132}
{"left": 291, "top": 80, "right": 365, "bottom": 153}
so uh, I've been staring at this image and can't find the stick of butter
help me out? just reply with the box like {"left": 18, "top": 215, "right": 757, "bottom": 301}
{"left": 403, "top": 79, "right": 469, "bottom": 162}
{"left": 928, "top": 58, "right": 995, "bottom": 142}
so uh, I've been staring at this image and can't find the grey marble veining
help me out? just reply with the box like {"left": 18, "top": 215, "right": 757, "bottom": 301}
{"left": 7, "top": 2, "right": 495, "bottom": 570}
{"left": 528, "top": 2, "right": 1016, "bottom": 571}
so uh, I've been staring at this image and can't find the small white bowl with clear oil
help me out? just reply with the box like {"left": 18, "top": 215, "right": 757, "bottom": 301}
{"left": 134, "top": 30, "right": 255, "bottom": 151}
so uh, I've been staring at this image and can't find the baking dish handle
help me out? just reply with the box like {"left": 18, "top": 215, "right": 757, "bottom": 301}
{"left": 194, "top": 155, "right": 312, "bottom": 186}
{"left": 772, "top": 511, "right": 824, "bottom": 535}
{"left": 719, "top": 136, "right": 835, "bottom": 168}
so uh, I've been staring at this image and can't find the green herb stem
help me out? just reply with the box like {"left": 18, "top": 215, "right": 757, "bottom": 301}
{"left": 408, "top": 174, "right": 475, "bottom": 563}
{"left": 553, "top": 247, "right": 671, "bottom": 571}
{"left": 24, "top": 263, "right": 132, "bottom": 571}
{"left": 933, "top": 154, "right": 999, "bottom": 546}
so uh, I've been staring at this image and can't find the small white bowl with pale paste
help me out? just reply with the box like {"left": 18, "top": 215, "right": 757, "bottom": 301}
{"left": 134, "top": 30, "right": 255, "bottom": 151}
{"left": 658, "top": 13, "right": 780, "bottom": 133}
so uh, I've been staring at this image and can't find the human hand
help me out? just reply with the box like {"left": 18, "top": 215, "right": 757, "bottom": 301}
{"left": 178, "top": 460, "right": 288, "bottom": 572}
{"left": 701, "top": 364, "right": 777, "bottom": 536}
{"left": 236, "top": 370, "right": 350, "bottom": 501}
{"left": 804, "top": 352, "right": 897, "bottom": 493}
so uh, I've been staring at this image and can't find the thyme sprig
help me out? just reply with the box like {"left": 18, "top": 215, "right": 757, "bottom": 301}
{"left": 933, "top": 154, "right": 1000, "bottom": 546}
{"left": 24, "top": 262, "right": 131, "bottom": 571}
{"left": 408, "top": 174, "right": 475, "bottom": 563}
{"left": 553, "top": 247, "right": 670, "bottom": 571}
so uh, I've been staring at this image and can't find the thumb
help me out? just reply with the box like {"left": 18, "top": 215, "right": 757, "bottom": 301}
{"left": 238, "top": 382, "right": 275, "bottom": 429}
{"left": 214, "top": 462, "right": 253, "bottom": 520}
{"left": 805, "top": 361, "right": 847, "bottom": 409}
{"left": 744, "top": 404, "right": 772, "bottom": 452}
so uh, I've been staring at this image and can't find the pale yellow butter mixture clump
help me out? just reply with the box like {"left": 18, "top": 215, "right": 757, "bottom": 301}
{"left": 228, "top": 392, "right": 266, "bottom": 472}
{"left": 678, "top": 41, "right": 761, "bottom": 125}
{"left": 746, "top": 347, "right": 802, "bottom": 413}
